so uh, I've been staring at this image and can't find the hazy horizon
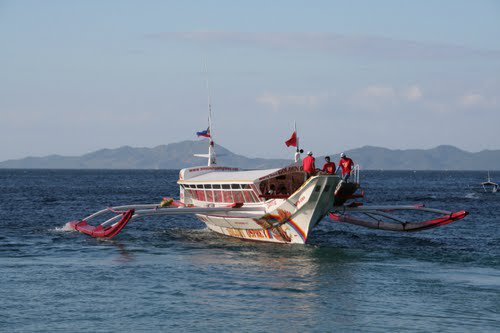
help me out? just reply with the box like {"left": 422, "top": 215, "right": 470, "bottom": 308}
{"left": 1, "top": 1, "right": 499, "bottom": 161}
{"left": 0, "top": 140, "right": 496, "bottom": 163}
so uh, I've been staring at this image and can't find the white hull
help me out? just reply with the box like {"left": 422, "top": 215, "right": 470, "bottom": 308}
{"left": 193, "top": 175, "right": 341, "bottom": 244}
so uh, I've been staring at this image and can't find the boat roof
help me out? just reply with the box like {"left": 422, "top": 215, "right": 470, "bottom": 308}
{"left": 178, "top": 163, "right": 303, "bottom": 184}
{"left": 180, "top": 168, "right": 281, "bottom": 183}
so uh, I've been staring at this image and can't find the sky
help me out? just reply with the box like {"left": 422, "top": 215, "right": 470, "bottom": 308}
{"left": 1, "top": 0, "right": 499, "bottom": 161}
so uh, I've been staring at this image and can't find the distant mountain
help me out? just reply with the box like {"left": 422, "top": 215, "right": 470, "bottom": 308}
{"left": 343, "top": 145, "right": 500, "bottom": 170}
{"left": 1, "top": 142, "right": 499, "bottom": 170}
{"left": 0, "top": 141, "right": 290, "bottom": 169}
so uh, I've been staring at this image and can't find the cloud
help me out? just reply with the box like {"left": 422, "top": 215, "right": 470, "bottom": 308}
{"left": 146, "top": 31, "right": 500, "bottom": 60}
{"left": 359, "top": 84, "right": 424, "bottom": 101}
{"left": 402, "top": 85, "right": 423, "bottom": 101}
{"left": 257, "top": 84, "right": 424, "bottom": 112}
{"left": 348, "top": 84, "right": 430, "bottom": 111}
{"left": 457, "top": 92, "right": 499, "bottom": 110}
{"left": 256, "top": 92, "right": 328, "bottom": 111}
{"left": 256, "top": 84, "right": 499, "bottom": 116}
{"left": 459, "top": 93, "right": 486, "bottom": 107}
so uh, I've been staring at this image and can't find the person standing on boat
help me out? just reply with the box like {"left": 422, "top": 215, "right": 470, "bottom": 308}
{"left": 336, "top": 153, "right": 354, "bottom": 181}
{"left": 303, "top": 151, "right": 316, "bottom": 178}
{"left": 322, "top": 156, "right": 336, "bottom": 174}
{"left": 294, "top": 149, "right": 304, "bottom": 163}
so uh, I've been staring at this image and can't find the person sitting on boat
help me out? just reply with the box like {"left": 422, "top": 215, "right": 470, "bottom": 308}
{"left": 322, "top": 156, "right": 336, "bottom": 175}
{"left": 277, "top": 184, "right": 288, "bottom": 196}
{"left": 267, "top": 184, "right": 276, "bottom": 196}
{"left": 303, "top": 151, "right": 316, "bottom": 178}
{"left": 336, "top": 153, "right": 354, "bottom": 181}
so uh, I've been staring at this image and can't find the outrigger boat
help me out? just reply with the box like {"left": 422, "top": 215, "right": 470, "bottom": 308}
{"left": 66, "top": 127, "right": 468, "bottom": 244}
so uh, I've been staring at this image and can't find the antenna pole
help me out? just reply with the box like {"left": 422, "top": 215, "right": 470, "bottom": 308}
{"left": 204, "top": 62, "right": 216, "bottom": 166}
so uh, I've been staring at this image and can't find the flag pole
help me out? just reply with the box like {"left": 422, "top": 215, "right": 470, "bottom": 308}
{"left": 293, "top": 121, "right": 302, "bottom": 163}
{"left": 294, "top": 121, "right": 299, "bottom": 152}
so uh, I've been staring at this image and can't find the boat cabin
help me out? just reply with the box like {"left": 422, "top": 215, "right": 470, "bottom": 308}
{"left": 178, "top": 164, "right": 307, "bottom": 205}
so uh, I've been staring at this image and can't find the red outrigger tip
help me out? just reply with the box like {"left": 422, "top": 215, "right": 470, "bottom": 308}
{"left": 66, "top": 209, "right": 135, "bottom": 238}
{"left": 329, "top": 209, "right": 468, "bottom": 232}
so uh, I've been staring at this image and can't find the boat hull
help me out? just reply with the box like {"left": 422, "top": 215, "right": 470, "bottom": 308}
{"left": 194, "top": 175, "right": 343, "bottom": 244}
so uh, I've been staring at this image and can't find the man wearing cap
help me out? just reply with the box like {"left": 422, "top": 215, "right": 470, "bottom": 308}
{"left": 336, "top": 152, "right": 354, "bottom": 181}
{"left": 302, "top": 151, "right": 316, "bottom": 179}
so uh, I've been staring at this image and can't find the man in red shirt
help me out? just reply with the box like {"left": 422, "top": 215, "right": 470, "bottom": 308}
{"left": 322, "top": 156, "right": 336, "bottom": 174}
{"left": 302, "top": 151, "right": 316, "bottom": 178}
{"left": 336, "top": 152, "right": 354, "bottom": 181}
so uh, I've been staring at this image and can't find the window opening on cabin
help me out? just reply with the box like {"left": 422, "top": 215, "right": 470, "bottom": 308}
{"left": 206, "top": 189, "right": 214, "bottom": 202}
{"left": 233, "top": 191, "right": 244, "bottom": 202}
{"left": 243, "top": 191, "right": 254, "bottom": 203}
{"left": 257, "top": 171, "right": 306, "bottom": 200}
{"left": 223, "top": 191, "right": 233, "bottom": 203}
{"left": 182, "top": 182, "right": 265, "bottom": 204}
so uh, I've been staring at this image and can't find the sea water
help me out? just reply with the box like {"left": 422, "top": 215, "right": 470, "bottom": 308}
{"left": 0, "top": 170, "right": 499, "bottom": 332}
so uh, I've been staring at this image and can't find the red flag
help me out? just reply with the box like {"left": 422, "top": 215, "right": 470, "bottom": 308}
{"left": 285, "top": 131, "right": 297, "bottom": 147}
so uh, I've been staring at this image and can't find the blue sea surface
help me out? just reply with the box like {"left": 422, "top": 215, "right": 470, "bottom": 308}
{"left": 0, "top": 170, "right": 499, "bottom": 332}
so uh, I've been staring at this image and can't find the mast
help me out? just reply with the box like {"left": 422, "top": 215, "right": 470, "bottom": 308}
{"left": 207, "top": 103, "right": 216, "bottom": 166}
{"left": 295, "top": 121, "right": 299, "bottom": 152}
{"left": 206, "top": 64, "right": 216, "bottom": 166}
{"left": 193, "top": 63, "right": 217, "bottom": 166}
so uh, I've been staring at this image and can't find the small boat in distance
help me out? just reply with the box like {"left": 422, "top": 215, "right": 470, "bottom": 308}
{"left": 481, "top": 172, "right": 499, "bottom": 193}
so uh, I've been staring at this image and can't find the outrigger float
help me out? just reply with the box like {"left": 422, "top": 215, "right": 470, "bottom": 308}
{"left": 66, "top": 130, "right": 468, "bottom": 244}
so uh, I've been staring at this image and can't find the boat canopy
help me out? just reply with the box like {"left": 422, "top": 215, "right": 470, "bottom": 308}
{"left": 178, "top": 164, "right": 304, "bottom": 185}
{"left": 179, "top": 168, "right": 281, "bottom": 184}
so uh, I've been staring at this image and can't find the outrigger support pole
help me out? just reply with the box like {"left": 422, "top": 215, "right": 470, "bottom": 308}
{"left": 66, "top": 201, "right": 265, "bottom": 238}
{"left": 329, "top": 204, "right": 468, "bottom": 232}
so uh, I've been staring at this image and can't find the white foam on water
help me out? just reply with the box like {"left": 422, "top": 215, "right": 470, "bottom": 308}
{"left": 465, "top": 192, "right": 479, "bottom": 199}
{"left": 53, "top": 223, "right": 77, "bottom": 232}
